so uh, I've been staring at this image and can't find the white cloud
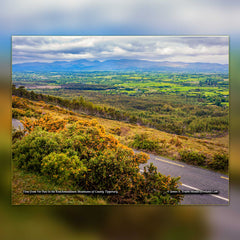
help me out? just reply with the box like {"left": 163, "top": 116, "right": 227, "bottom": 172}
{"left": 1, "top": 0, "right": 240, "bottom": 34}
{"left": 12, "top": 36, "right": 229, "bottom": 64}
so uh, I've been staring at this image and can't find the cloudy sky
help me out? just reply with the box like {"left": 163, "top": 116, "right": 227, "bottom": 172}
{"left": 1, "top": 0, "right": 240, "bottom": 35}
{"left": 12, "top": 36, "right": 228, "bottom": 65}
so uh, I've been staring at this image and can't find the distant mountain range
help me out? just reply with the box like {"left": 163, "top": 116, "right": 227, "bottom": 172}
{"left": 12, "top": 59, "right": 228, "bottom": 73}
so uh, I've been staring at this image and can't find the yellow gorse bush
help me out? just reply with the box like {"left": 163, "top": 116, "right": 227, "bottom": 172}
{"left": 13, "top": 114, "right": 182, "bottom": 204}
{"left": 21, "top": 114, "right": 68, "bottom": 133}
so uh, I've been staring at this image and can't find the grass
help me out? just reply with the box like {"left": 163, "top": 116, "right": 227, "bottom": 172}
{"left": 12, "top": 165, "right": 107, "bottom": 205}
{"left": 15, "top": 96, "right": 228, "bottom": 160}
{"left": 12, "top": 95, "right": 229, "bottom": 204}
{"left": 96, "top": 117, "right": 228, "bottom": 159}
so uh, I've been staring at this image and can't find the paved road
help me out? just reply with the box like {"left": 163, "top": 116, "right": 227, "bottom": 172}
{"left": 11, "top": 118, "right": 228, "bottom": 205}
{"left": 12, "top": 118, "right": 24, "bottom": 130}
{"left": 137, "top": 150, "right": 229, "bottom": 205}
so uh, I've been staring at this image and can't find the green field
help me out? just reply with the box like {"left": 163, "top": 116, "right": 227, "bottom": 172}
{"left": 12, "top": 72, "right": 229, "bottom": 103}
{"left": 12, "top": 70, "right": 229, "bottom": 205}
{"left": 12, "top": 71, "right": 229, "bottom": 137}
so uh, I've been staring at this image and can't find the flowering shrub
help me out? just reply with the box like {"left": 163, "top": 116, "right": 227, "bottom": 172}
{"left": 13, "top": 117, "right": 183, "bottom": 204}
{"left": 65, "top": 115, "right": 79, "bottom": 123}
{"left": 12, "top": 96, "right": 29, "bottom": 109}
{"left": 12, "top": 96, "right": 40, "bottom": 118}
{"left": 109, "top": 127, "right": 121, "bottom": 136}
{"left": 41, "top": 152, "right": 87, "bottom": 183}
{"left": 12, "top": 108, "right": 26, "bottom": 118}
{"left": 21, "top": 114, "right": 67, "bottom": 133}
{"left": 13, "top": 128, "right": 61, "bottom": 172}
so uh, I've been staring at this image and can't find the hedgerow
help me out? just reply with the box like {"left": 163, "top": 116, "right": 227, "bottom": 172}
{"left": 208, "top": 153, "right": 228, "bottom": 171}
{"left": 178, "top": 150, "right": 229, "bottom": 171}
{"left": 179, "top": 150, "right": 206, "bottom": 166}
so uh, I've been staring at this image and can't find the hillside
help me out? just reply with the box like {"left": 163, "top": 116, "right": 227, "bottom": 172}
{"left": 12, "top": 95, "right": 186, "bottom": 205}
{"left": 12, "top": 93, "right": 228, "bottom": 205}
{"left": 12, "top": 87, "right": 229, "bottom": 162}
{"left": 12, "top": 59, "right": 229, "bottom": 73}
{"left": 12, "top": 86, "right": 228, "bottom": 157}
{"left": 12, "top": 80, "right": 229, "bottom": 138}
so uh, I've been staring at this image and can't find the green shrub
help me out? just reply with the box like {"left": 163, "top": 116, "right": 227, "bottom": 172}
{"left": 179, "top": 150, "right": 206, "bottom": 166}
{"left": 79, "top": 149, "right": 135, "bottom": 192}
{"left": 140, "top": 163, "right": 182, "bottom": 205}
{"left": 41, "top": 152, "right": 87, "bottom": 183}
{"left": 12, "top": 108, "right": 38, "bottom": 119}
{"left": 208, "top": 153, "right": 228, "bottom": 171}
{"left": 13, "top": 121, "right": 182, "bottom": 204}
{"left": 13, "top": 127, "right": 61, "bottom": 172}
{"left": 12, "top": 128, "right": 25, "bottom": 143}
{"left": 12, "top": 108, "right": 26, "bottom": 119}
{"left": 131, "top": 133, "right": 160, "bottom": 152}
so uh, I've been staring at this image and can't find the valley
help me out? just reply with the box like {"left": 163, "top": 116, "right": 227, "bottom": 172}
{"left": 11, "top": 36, "right": 229, "bottom": 205}
{"left": 13, "top": 71, "right": 229, "bottom": 138}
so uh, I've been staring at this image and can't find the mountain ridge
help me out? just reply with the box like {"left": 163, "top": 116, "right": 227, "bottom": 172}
{"left": 12, "top": 59, "right": 228, "bottom": 73}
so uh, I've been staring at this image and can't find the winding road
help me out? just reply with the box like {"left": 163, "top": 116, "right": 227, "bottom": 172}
{"left": 12, "top": 118, "right": 229, "bottom": 205}
{"left": 138, "top": 150, "right": 229, "bottom": 205}
{"left": 12, "top": 118, "right": 24, "bottom": 130}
